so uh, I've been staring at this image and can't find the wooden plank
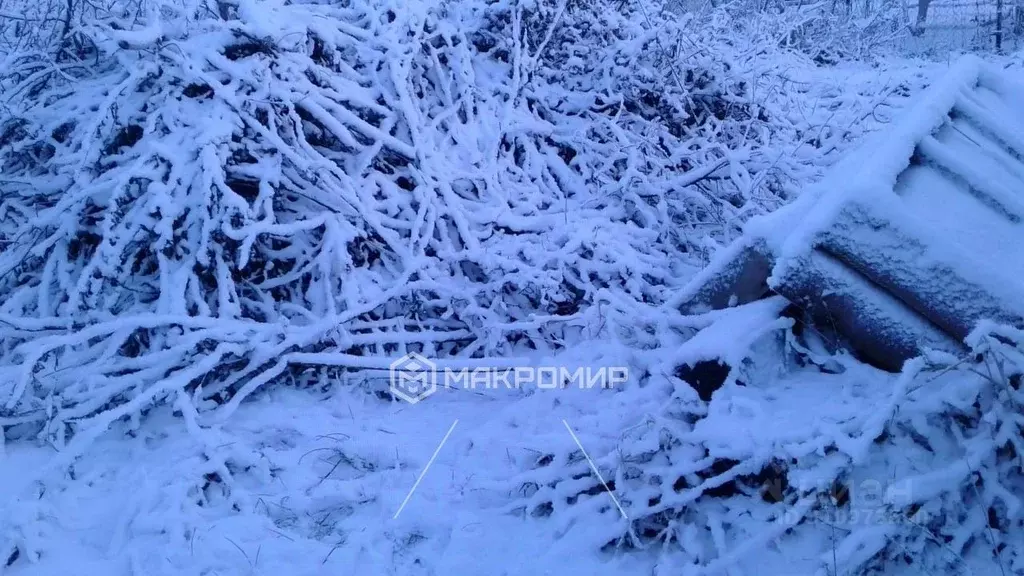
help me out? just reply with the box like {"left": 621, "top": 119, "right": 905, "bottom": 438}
{"left": 816, "top": 199, "right": 1024, "bottom": 341}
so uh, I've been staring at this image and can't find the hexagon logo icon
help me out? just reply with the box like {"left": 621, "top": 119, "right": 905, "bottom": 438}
{"left": 389, "top": 352, "right": 438, "bottom": 404}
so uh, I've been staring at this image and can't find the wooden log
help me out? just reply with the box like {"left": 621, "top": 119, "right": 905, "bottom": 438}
{"left": 770, "top": 249, "right": 963, "bottom": 371}
{"left": 673, "top": 238, "right": 774, "bottom": 315}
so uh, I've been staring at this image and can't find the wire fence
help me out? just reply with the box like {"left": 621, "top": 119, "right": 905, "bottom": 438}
{"left": 808, "top": 0, "right": 1024, "bottom": 54}
{"left": 670, "top": 0, "right": 1024, "bottom": 56}
{"left": 900, "top": 0, "right": 1024, "bottom": 53}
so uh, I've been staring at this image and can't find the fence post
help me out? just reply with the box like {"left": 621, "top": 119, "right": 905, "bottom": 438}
{"left": 997, "top": 0, "right": 1005, "bottom": 52}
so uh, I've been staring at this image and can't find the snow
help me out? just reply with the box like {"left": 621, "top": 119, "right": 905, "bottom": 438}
{"left": 771, "top": 54, "right": 1024, "bottom": 260}
{"left": 817, "top": 196, "right": 1024, "bottom": 336}
{"left": 696, "top": 54, "right": 1024, "bottom": 366}
{"left": 1, "top": 1, "right": 1023, "bottom": 576}
{"left": 756, "top": 54, "right": 987, "bottom": 262}
{"left": 0, "top": 384, "right": 667, "bottom": 576}
{"left": 668, "top": 296, "right": 792, "bottom": 370}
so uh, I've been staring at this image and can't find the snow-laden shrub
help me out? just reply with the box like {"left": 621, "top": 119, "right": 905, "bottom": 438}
{"left": 784, "top": 1, "right": 911, "bottom": 65}
{"left": 681, "top": 0, "right": 911, "bottom": 65}
{"left": 0, "top": 0, "right": 816, "bottom": 447}
{"left": 507, "top": 313, "right": 1024, "bottom": 574}
{"left": 0, "top": 0, "right": 91, "bottom": 57}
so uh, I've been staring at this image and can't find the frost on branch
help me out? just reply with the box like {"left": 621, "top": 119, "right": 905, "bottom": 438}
{"left": 0, "top": 0, "right": 794, "bottom": 444}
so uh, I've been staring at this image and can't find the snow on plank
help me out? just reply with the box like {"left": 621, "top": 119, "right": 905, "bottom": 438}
{"left": 770, "top": 249, "right": 960, "bottom": 371}
{"left": 676, "top": 55, "right": 1024, "bottom": 370}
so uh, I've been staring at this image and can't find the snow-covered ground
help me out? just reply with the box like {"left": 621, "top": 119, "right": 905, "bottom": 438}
{"left": 4, "top": 319, "right": 1021, "bottom": 576}
{"left": 0, "top": 385, "right": 660, "bottom": 575}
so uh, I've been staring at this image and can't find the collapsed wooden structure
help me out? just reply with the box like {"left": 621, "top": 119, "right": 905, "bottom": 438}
{"left": 675, "top": 56, "right": 1024, "bottom": 371}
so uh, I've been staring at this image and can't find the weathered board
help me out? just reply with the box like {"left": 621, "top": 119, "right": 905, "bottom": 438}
{"left": 676, "top": 55, "right": 1024, "bottom": 370}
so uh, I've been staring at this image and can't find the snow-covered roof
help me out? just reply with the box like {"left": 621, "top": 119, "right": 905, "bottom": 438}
{"left": 677, "top": 55, "right": 1024, "bottom": 370}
